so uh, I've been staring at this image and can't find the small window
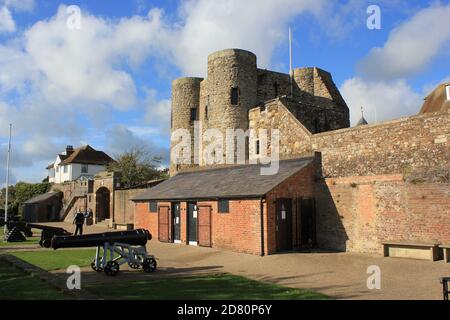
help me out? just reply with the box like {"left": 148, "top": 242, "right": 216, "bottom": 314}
{"left": 190, "top": 108, "right": 197, "bottom": 121}
{"left": 81, "top": 164, "right": 88, "bottom": 173}
{"left": 255, "top": 140, "right": 260, "bottom": 155}
{"left": 63, "top": 165, "right": 68, "bottom": 173}
{"left": 231, "top": 87, "right": 239, "bottom": 105}
{"left": 205, "top": 105, "right": 208, "bottom": 120}
{"left": 55, "top": 166, "right": 59, "bottom": 173}
{"left": 273, "top": 82, "right": 279, "bottom": 97}
{"left": 218, "top": 199, "right": 229, "bottom": 213}
{"left": 149, "top": 201, "right": 158, "bottom": 213}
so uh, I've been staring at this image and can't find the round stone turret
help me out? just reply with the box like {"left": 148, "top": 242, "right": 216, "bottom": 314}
{"left": 170, "top": 77, "right": 203, "bottom": 174}
{"left": 200, "top": 49, "right": 258, "bottom": 164}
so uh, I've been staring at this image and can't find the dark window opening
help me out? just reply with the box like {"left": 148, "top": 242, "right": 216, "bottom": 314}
{"left": 149, "top": 201, "right": 158, "bottom": 213}
{"left": 205, "top": 105, "right": 208, "bottom": 120}
{"left": 231, "top": 87, "right": 239, "bottom": 105}
{"left": 274, "top": 82, "right": 279, "bottom": 97}
{"left": 314, "top": 118, "right": 319, "bottom": 133}
{"left": 190, "top": 108, "right": 197, "bottom": 122}
{"left": 256, "top": 140, "right": 260, "bottom": 155}
{"left": 218, "top": 199, "right": 230, "bottom": 213}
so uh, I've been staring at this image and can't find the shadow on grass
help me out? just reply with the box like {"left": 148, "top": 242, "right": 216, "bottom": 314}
{"left": 0, "top": 258, "right": 69, "bottom": 300}
{"left": 86, "top": 273, "right": 329, "bottom": 300}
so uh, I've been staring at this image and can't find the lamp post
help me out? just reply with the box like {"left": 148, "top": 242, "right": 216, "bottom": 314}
{"left": 3, "top": 124, "right": 12, "bottom": 239}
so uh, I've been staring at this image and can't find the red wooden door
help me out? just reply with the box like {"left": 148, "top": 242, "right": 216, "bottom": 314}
{"left": 198, "top": 206, "right": 212, "bottom": 247}
{"left": 158, "top": 206, "right": 170, "bottom": 242}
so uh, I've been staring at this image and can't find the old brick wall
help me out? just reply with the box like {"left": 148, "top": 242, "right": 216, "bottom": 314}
{"left": 134, "top": 199, "right": 263, "bottom": 255}
{"left": 264, "top": 162, "right": 316, "bottom": 254}
{"left": 316, "top": 175, "right": 450, "bottom": 254}
{"left": 199, "top": 200, "right": 262, "bottom": 255}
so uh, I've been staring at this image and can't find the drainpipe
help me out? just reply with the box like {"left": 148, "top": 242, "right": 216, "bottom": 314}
{"left": 260, "top": 197, "right": 265, "bottom": 256}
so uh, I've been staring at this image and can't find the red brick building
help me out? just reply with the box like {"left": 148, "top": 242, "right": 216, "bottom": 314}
{"left": 133, "top": 157, "right": 317, "bottom": 255}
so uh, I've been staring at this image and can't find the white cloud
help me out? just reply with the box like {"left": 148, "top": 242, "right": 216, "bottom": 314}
{"left": 169, "top": 0, "right": 325, "bottom": 75}
{"left": 340, "top": 77, "right": 423, "bottom": 126}
{"left": 0, "top": 6, "right": 15, "bottom": 33}
{"left": 2, "top": 0, "right": 35, "bottom": 12}
{"left": 358, "top": 3, "right": 450, "bottom": 80}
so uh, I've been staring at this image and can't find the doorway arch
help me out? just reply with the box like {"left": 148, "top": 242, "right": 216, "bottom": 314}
{"left": 95, "top": 187, "right": 110, "bottom": 221}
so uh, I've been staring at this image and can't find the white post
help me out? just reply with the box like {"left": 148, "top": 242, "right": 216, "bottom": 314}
{"left": 289, "top": 27, "right": 293, "bottom": 99}
{"left": 3, "top": 124, "right": 12, "bottom": 238}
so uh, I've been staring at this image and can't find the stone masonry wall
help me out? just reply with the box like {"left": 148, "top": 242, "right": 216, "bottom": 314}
{"left": 113, "top": 188, "right": 147, "bottom": 226}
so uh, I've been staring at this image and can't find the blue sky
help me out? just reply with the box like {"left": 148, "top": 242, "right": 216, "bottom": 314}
{"left": 0, "top": 0, "right": 449, "bottom": 185}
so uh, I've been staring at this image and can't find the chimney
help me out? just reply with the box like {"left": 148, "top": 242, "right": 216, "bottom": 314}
{"left": 66, "top": 145, "right": 74, "bottom": 156}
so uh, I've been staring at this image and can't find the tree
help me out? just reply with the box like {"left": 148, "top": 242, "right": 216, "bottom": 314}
{"left": 106, "top": 148, "right": 167, "bottom": 188}
{"left": 14, "top": 182, "right": 51, "bottom": 216}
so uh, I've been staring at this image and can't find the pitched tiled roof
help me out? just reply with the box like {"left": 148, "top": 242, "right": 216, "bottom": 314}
{"left": 132, "top": 157, "right": 313, "bottom": 201}
{"left": 59, "top": 145, "right": 114, "bottom": 166}
{"left": 24, "top": 192, "right": 61, "bottom": 204}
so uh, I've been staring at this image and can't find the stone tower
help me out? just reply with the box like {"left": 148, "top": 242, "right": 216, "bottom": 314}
{"left": 169, "top": 48, "right": 350, "bottom": 175}
{"left": 199, "top": 49, "right": 258, "bottom": 165}
{"left": 170, "top": 77, "right": 203, "bottom": 174}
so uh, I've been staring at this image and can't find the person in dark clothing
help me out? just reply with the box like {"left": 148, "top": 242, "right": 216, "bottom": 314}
{"left": 73, "top": 210, "right": 85, "bottom": 235}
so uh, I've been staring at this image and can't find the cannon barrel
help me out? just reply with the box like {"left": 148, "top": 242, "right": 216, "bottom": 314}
{"left": 25, "top": 224, "right": 71, "bottom": 248}
{"left": 51, "top": 229, "right": 152, "bottom": 250}
{"left": 26, "top": 223, "right": 67, "bottom": 231}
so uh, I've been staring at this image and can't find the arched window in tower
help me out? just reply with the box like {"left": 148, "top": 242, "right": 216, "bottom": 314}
{"left": 231, "top": 87, "right": 239, "bottom": 105}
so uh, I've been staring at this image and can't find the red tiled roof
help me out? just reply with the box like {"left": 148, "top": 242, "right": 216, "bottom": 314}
{"left": 59, "top": 145, "right": 114, "bottom": 166}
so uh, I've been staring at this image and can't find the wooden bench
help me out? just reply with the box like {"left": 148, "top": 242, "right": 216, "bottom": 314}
{"left": 439, "top": 244, "right": 450, "bottom": 263}
{"left": 382, "top": 241, "right": 439, "bottom": 261}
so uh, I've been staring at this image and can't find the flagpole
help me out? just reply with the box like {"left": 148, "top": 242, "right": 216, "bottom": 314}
{"left": 289, "top": 27, "right": 293, "bottom": 98}
{"left": 4, "top": 124, "right": 11, "bottom": 239}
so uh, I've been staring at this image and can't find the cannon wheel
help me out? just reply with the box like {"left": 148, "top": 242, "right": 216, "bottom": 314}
{"left": 142, "top": 257, "right": 157, "bottom": 273}
{"left": 104, "top": 261, "right": 120, "bottom": 276}
{"left": 91, "top": 261, "right": 103, "bottom": 272}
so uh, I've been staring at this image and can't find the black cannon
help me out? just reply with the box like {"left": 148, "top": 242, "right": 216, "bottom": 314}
{"left": 51, "top": 229, "right": 156, "bottom": 276}
{"left": 26, "top": 224, "right": 71, "bottom": 248}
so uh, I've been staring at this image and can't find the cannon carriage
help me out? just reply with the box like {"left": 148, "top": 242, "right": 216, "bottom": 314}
{"left": 51, "top": 229, "right": 157, "bottom": 276}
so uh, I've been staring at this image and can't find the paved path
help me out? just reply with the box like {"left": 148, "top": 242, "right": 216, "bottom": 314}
{"left": 26, "top": 222, "right": 450, "bottom": 299}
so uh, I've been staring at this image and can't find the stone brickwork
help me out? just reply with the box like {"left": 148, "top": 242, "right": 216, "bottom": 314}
{"left": 311, "top": 110, "right": 450, "bottom": 178}
{"left": 113, "top": 188, "right": 147, "bottom": 226}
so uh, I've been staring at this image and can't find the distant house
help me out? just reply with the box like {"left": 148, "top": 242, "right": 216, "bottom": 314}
{"left": 47, "top": 145, "right": 114, "bottom": 183}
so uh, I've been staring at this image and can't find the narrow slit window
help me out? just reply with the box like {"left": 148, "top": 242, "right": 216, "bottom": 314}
{"left": 205, "top": 105, "right": 208, "bottom": 120}
{"left": 231, "top": 87, "right": 239, "bottom": 105}
{"left": 190, "top": 108, "right": 197, "bottom": 121}
{"left": 256, "top": 140, "right": 260, "bottom": 155}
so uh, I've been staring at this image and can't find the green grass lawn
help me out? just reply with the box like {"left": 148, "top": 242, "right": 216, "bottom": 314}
{"left": 7, "top": 249, "right": 329, "bottom": 300}
{"left": 11, "top": 249, "right": 95, "bottom": 271}
{"left": 86, "top": 274, "right": 329, "bottom": 300}
{"left": 0, "top": 259, "right": 69, "bottom": 300}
